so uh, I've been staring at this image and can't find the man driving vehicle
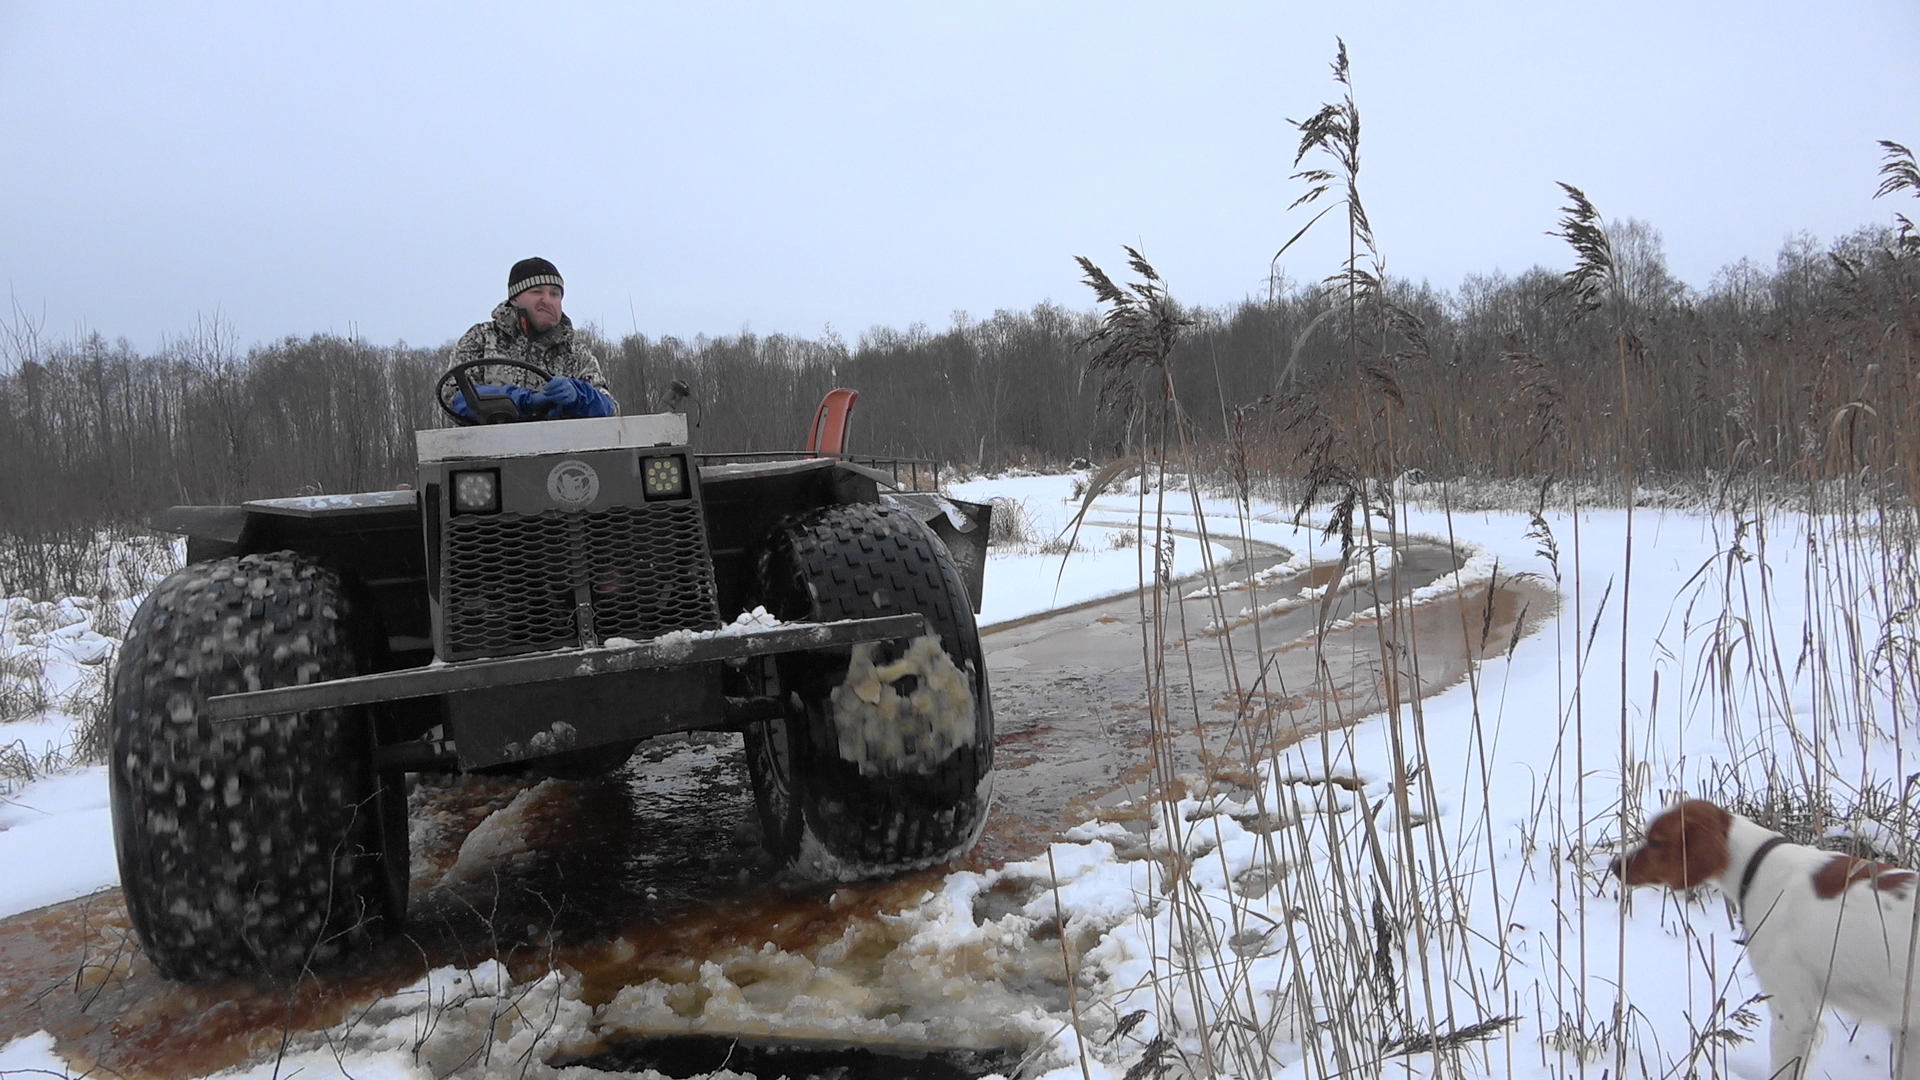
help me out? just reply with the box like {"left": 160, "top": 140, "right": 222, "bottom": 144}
{"left": 447, "top": 257, "right": 617, "bottom": 420}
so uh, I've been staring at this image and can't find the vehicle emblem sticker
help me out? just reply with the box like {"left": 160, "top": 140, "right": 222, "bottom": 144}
{"left": 546, "top": 460, "right": 600, "bottom": 507}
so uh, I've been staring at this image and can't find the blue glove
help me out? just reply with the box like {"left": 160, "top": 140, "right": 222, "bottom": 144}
{"left": 536, "top": 376, "right": 580, "bottom": 409}
{"left": 531, "top": 376, "right": 614, "bottom": 419}
{"left": 450, "top": 382, "right": 539, "bottom": 420}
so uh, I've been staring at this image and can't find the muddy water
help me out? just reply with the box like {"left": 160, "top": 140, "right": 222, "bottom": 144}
{"left": 976, "top": 535, "right": 1509, "bottom": 856}
{"left": 0, "top": 532, "right": 1553, "bottom": 1078}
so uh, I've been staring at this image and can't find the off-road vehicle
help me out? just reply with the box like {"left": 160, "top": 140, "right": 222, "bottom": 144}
{"left": 110, "top": 362, "right": 994, "bottom": 982}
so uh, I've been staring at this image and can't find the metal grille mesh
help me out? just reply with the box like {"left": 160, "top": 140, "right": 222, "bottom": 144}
{"left": 443, "top": 503, "right": 719, "bottom": 659}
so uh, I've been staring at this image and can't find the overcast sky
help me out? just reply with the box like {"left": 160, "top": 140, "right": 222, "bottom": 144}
{"left": 2, "top": 2, "right": 1916, "bottom": 352}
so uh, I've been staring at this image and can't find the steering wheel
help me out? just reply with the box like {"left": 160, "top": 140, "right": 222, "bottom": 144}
{"left": 435, "top": 358, "right": 555, "bottom": 426}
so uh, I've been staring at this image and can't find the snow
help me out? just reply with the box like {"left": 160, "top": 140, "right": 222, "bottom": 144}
{"left": 1000, "top": 495, "right": 1918, "bottom": 1079}
{"left": 0, "top": 1032, "right": 64, "bottom": 1075}
{"left": 5, "top": 473, "right": 1918, "bottom": 1078}
{"left": 192, "top": 961, "right": 596, "bottom": 1080}
{"left": 950, "top": 472, "right": 1238, "bottom": 627}
{"left": 606, "top": 604, "right": 784, "bottom": 652}
{"left": 0, "top": 767, "right": 117, "bottom": 917}
{"left": 439, "top": 780, "right": 556, "bottom": 885}
{"left": 245, "top": 491, "right": 418, "bottom": 513}
{"left": 1, "top": 590, "right": 129, "bottom": 922}
{"left": 950, "top": 478, "right": 1920, "bottom": 1078}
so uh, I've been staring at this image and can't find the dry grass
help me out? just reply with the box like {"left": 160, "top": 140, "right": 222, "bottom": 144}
{"left": 1098, "top": 403, "right": 1920, "bottom": 1078}
{"left": 0, "top": 529, "right": 179, "bottom": 606}
{"left": 0, "top": 649, "right": 51, "bottom": 725}
{"left": 988, "top": 497, "right": 1037, "bottom": 548}
{"left": 59, "top": 658, "right": 114, "bottom": 765}
{"left": 1075, "top": 41, "right": 1920, "bottom": 1079}
{"left": 0, "top": 531, "right": 167, "bottom": 795}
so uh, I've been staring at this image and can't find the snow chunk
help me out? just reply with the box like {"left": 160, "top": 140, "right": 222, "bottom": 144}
{"left": 0, "top": 1031, "right": 69, "bottom": 1077}
{"left": 606, "top": 606, "right": 785, "bottom": 656}
{"left": 440, "top": 780, "right": 560, "bottom": 885}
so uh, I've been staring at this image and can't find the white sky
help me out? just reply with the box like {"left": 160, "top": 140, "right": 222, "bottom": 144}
{"left": 2, "top": 1, "right": 1916, "bottom": 351}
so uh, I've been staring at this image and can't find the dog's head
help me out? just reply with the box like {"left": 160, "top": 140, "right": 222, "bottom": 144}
{"left": 1611, "top": 799, "right": 1734, "bottom": 890}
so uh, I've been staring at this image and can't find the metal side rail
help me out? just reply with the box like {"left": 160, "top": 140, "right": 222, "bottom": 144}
{"left": 203, "top": 613, "right": 928, "bottom": 722}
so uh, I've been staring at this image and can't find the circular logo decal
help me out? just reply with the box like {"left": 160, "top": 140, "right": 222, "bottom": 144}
{"left": 546, "top": 459, "right": 600, "bottom": 507}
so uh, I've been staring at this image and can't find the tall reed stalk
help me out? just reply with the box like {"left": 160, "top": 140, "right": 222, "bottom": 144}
{"left": 1073, "top": 38, "right": 1920, "bottom": 1079}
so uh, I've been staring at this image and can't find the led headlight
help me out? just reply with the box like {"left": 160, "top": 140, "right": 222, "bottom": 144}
{"left": 451, "top": 469, "right": 500, "bottom": 514}
{"left": 641, "top": 455, "right": 688, "bottom": 499}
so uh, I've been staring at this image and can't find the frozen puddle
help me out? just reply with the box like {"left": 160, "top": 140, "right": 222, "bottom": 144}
{"left": 151, "top": 775, "right": 1240, "bottom": 1080}
{"left": 436, "top": 750, "right": 1083, "bottom": 1068}
{"left": 574, "top": 872, "right": 1072, "bottom": 1051}
{"left": 149, "top": 820, "right": 1141, "bottom": 1079}
{"left": 1, "top": 742, "right": 1141, "bottom": 1079}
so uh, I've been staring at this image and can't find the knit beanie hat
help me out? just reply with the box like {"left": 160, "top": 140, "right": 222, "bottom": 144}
{"left": 507, "top": 257, "right": 564, "bottom": 300}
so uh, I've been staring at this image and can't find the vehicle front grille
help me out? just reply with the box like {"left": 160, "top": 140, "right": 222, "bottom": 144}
{"left": 441, "top": 504, "right": 720, "bottom": 660}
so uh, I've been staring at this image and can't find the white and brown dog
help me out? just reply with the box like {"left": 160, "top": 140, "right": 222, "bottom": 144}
{"left": 1615, "top": 799, "right": 1920, "bottom": 1079}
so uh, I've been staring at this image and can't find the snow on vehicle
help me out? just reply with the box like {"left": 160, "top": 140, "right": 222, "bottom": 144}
{"left": 108, "top": 366, "right": 994, "bottom": 981}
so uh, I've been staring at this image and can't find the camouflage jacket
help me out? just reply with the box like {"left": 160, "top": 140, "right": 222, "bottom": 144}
{"left": 449, "top": 302, "right": 617, "bottom": 406}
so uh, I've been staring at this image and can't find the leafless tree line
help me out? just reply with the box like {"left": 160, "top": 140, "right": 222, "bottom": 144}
{"left": 1231, "top": 220, "right": 1919, "bottom": 500}
{"left": 1, "top": 220, "right": 1914, "bottom": 553}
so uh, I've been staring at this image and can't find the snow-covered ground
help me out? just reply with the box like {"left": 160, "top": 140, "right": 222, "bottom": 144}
{"left": 950, "top": 471, "right": 1232, "bottom": 627}
{"left": 0, "top": 592, "right": 131, "bottom": 919}
{"left": 4, "top": 473, "right": 1917, "bottom": 1079}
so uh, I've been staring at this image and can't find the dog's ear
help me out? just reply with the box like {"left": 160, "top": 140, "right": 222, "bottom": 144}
{"left": 1622, "top": 805, "right": 1686, "bottom": 887}
{"left": 1675, "top": 800, "right": 1733, "bottom": 888}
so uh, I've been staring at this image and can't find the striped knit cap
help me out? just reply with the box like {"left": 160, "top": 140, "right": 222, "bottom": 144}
{"left": 507, "top": 257, "right": 564, "bottom": 300}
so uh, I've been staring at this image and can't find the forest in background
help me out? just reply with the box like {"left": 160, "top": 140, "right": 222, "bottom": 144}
{"left": 4, "top": 215, "right": 1915, "bottom": 541}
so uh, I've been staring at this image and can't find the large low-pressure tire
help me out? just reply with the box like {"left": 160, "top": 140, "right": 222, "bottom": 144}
{"left": 109, "top": 552, "right": 408, "bottom": 982}
{"left": 746, "top": 503, "right": 994, "bottom": 881}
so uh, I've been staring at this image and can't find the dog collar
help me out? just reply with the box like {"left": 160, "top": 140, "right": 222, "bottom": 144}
{"left": 1738, "top": 835, "right": 1790, "bottom": 913}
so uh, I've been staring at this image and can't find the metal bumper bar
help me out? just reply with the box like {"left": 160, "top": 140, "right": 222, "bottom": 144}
{"left": 203, "top": 613, "right": 928, "bottom": 721}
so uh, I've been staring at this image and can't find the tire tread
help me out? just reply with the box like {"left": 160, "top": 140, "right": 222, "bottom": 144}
{"left": 109, "top": 551, "right": 403, "bottom": 981}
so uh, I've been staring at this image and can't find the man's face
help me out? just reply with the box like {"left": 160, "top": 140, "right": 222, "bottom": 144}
{"left": 512, "top": 284, "right": 564, "bottom": 332}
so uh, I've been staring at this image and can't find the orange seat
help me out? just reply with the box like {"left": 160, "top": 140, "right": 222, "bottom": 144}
{"left": 805, "top": 388, "right": 858, "bottom": 456}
